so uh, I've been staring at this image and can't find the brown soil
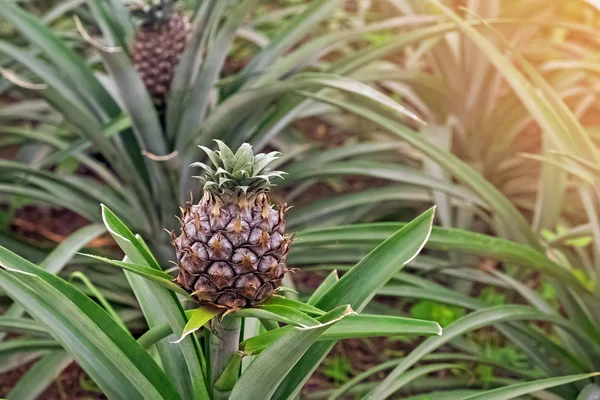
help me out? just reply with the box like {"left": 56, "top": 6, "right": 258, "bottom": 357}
{"left": 0, "top": 361, "right": 107, "bottom": 400}
{"left": 9, "top": 206, "right": 113, "bottom": 248}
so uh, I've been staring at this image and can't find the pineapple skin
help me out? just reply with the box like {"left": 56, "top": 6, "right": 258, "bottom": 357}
{"left": 132, "top": 11, "right": 189, "bottom": 105}
{"left": 173, "top": 192, "right": 292, "bottom": 309}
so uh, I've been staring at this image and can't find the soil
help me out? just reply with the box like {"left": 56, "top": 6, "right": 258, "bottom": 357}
{"left": 7, "top": 205, "right": 113, "bottom": 250}
{"left": 10, "top": 206, "right": 89, "bottom": 246}
{"left": 0, "top": 361, "right": 107, "bottom": 400}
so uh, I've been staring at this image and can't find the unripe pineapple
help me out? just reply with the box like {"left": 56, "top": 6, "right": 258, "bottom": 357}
{"left": 130, "top": 0, "right": 190, "bottom": 105}
{"left": 172, "top": 141, "right": 292, "bottom": 309}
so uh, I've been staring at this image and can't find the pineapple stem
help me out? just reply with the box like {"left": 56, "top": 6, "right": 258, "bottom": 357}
{"left": 209, "top": 316, "right": 241, "bottom": 392}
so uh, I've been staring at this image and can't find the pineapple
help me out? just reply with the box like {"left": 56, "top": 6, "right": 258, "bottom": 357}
{"left": 172, "top": 141, "right": 292, "bottom": 309}
{"left": 130, "top": 0, "right": 189, "bottom": 105}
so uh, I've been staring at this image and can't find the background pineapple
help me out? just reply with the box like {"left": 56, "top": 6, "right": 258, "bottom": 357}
{"left": 172, "top": 141, "right": 292, "bottom": 309}
{"left": 130, "top": 0, "right": 189, "bottom": 105}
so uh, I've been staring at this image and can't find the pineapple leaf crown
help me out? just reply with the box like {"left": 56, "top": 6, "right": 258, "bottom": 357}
{"left": 192, "top": 140, "right": 285, "bottom": 197}
{"left": 129, "top": 0, "right": 174, "bottom": 23}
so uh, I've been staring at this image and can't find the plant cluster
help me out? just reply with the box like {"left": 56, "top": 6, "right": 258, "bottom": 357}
{"left": 0, "top": 0, "right": 599, "bottom": 399}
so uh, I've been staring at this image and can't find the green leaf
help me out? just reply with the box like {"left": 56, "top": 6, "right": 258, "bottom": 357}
{"left": 410, "top": 300, "right": 466, "bottom": 328}
{"left": 215, "top": 139, "right": 237, "bottom": 171}
{"left": 0, "top": 223, "right": 106, "bottom": 341}
{"left": 101, "top": 205, "right": 209, "bottom": 400}
{"left": 0, "top": 159, "right": 136, "bottom": 224}
{"left": 307, "top": 269, "right": 339, "bottom": 306}
{"left": 492, "top": 269, "right": 600, "bottom": 352}
{"left": 0, "top": 41, "right": 87, "bottom": 115}
{"left": 87, "top": 0, "right": 134, "bottom": 50}
{"left": 234, "top": 305, "right": 320, "bottom": 328}
{"left": 284, "top": 161, "right": 483, "bottom": 206}
{"left": 461, "top": 373, "right": 600, "bottom": 400}
{"left": 80, "top": 254, "right": 189, "bottom": 297}
{"left": 322, "top": 355, "right": 352, "bottom": 384}
{"left": 175, "top": 0, "right": 255, "bottom": 150}
{"left": 235, "top": 0, "right": 344, "bottom": 90}
{"left": 294, "top": 90, "right": 540, "bottom": 249}
{"left": 0, "top": 4, "right": 118, "bottom": 119}
{"left": 548, "top": 151, "right": 600, "bottom": 176}
{"left": 274, "top": 208, "right": 435, "bottom": 399}
{"left": 99, "top": 48, "right": 166, "bottom": 156}
{"left": 294, "top": 223, "right": 588, "bottom": 291}
{"left": 368, "top": 305, "right": 594, "bottom": 399}
{"left": 167, "top": 0, "right": 222, "bottom": 139}
{"left": 192, "top": 74, "right": 430, "bottom": 168}
{"left": 137, "top": 323, "right": 173, "bottom": 350}
{"left": 293, "top": 73, "right": 424, "bottom": 125}
{"left": 38, "top": 114, "right": 131, "bottom": 174}
{"left": 0, "top": 43, "right": 144, "bottom": 202}
{"left": 324, "top": 314, "right": 441, "bottom": 340}
{"left": 380, "top": 284, "right": 594, "bottom": 381}
{"left": 372, "top": 363, "right": 464, "bottom": 399}
{"left": 249, "top": 21, "right": 479, "bottom": 151}
{"left": 0, "top": 339, "right": 62, "bottom": 356}
{"left": 0, "top": 246, "right": 180, "bottom": 400}
{"left": 101, "top": 205, "right": 160, "bottom": 270}
{"left": 0, "top": 317, "right": 48, "bottom": 336}
{"left": 262, "top": 296, "right": 325, "bottom": 315}
{"left": 173, "top": 306, "right": 222, "bottom": 344}
{"left": 230, "top": 305, "right": 355, "bottom": 400}
{"left": 286, "top": 142, "right": 402, "bottom": 166}
{"left": 42, "top": 0, "right": 85, "bottom": 24}
{"left": 438, "top": 1, "right": 599, "bottom": 164}
{"left": 254, "top": 16, "right": 433, "bottom": 87}
{"left": 69, "top": 271, "right": 127, "bottom": 331}
{"left": 214, "top": 352, "right": 243, "bottom": 398}
{"left": 0, "top": 183, "right": 96, "bottom": 223}
{"left": 240, "top": 327, "right": 286, "bottom": 355}
{"left": 7, "top": 351, "right": 73, "bottom": 400}
{"left": 287, "top": 185, "right": 431, "bottom": 229}
{"left": 241, "top": 313, "right": 441, "bottom": 354}
{"left": 97, "top": 45, "right": 174, "bottom": 223}
{"left": 317, "top": 208, "right": 435, "bottom": 312}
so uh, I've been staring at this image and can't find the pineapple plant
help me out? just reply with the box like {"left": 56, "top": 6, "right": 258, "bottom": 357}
{"left": 3, "top": 197, "right": 597, "bottom": 399}
{"left": 0, "top": 198, "right": 444, "bottom": 399}
{"left": 0, "top": 0, "right": 423, "bottom": 267}
{"left": 172, "top": 141, "right": 292, "bottom": 309}
{"left": 1, "top": 1, "right": 600, "bottom": 398}
{"left": 130, "top": 0, "right": 190, "bottom": 105}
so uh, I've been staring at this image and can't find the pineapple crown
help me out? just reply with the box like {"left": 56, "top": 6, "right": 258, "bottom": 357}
{"left": 129, "top": 0, "right": 174, "bottom": 23}
{"left": 191, "top": 141, "right": 286, "bottom": 197}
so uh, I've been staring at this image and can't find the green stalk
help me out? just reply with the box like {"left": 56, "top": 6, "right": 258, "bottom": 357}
{"left": 213, "top": 352, "right": 243, "bottom": 400}
{"left": 209, "top": 316, "right": 241, "bottom": 393}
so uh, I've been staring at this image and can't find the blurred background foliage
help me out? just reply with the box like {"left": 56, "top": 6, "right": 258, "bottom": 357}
{"left": 1, "top": 0, "right": 600, "bottom": 399}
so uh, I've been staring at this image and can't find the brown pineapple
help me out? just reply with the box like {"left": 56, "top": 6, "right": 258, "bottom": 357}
{"left": 172, "top": 141, "right": 292, "bottom": 309}
{"left": 130, "top": 0, "right": 189, "bottom": 105}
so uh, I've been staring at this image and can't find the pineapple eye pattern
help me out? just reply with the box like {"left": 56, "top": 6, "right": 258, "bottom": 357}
{"left": 172, "top": 141, "right": 292, "bottom": 310}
